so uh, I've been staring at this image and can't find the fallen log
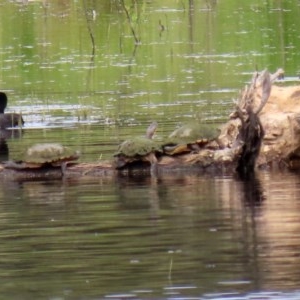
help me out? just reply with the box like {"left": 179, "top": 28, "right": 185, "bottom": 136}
{"left": 0, "top": 154, "right": 238, "bottom": 181}
{"left": 219, "top": 69, "right": 300, "bottom": 170}
{"left": 1, "top": 68, "right": 299, "bottom": 181}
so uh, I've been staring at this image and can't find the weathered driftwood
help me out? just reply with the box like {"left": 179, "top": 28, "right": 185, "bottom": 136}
{"left": 219, "top": 69, "right": 272, "bottom": 177}
{"left": 219, "top": 68, "right": 300, "bottom": 170}
{"left": 1, "top": 68, "right": 299, "bottom": 180}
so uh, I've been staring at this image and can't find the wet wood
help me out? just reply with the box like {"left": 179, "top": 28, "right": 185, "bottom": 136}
{"left": 0, "top": 154, "right": 237, "bottom": 180}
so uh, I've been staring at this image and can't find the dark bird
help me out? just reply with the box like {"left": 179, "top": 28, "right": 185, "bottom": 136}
{"left": 0, "top": 92, "right": 24, "bottom": 129}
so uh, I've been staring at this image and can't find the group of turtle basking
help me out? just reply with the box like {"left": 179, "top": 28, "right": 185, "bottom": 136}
{"left": 0, "top": 92, "right": 220, "bottom": 176}
{"left": 3, "top": 120, "right": 220, "bottom": 176}
{"left": 113, "top": 121, "right": 220, "bottom": 176}
{"left": 2, "top": 69, "right": 284, "bottom": 177}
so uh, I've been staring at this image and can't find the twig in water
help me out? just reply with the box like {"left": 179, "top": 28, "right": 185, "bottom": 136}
{"left": 168, "top": 256, "right": 173, "bottom": 281}
{"left": 120, "top": 0, "right": 140, "bottom": 44}
{"left": 82, "top": 0, "right": 96, "bottom": 57}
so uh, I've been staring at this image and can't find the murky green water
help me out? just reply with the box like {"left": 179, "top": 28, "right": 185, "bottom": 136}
{"left": 2, "top": 171, "right": 300, "bottom": 299}
{"left": 0, "top": 0, "right": 300, "bottom": 299}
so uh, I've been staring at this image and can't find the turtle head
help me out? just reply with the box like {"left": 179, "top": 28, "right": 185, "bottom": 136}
{"left": 113, "top": 154, "right": 128, "bottom": 169}
{"left": 146, "top": 121, "right": 158, "bottom": 139}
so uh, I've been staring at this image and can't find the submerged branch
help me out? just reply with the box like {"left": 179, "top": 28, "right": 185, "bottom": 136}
{"left": 120, "top": 0, "right": 140, "bottom": 44}
{"left": 82, "top": 0, "right": 96, "bottom": 57}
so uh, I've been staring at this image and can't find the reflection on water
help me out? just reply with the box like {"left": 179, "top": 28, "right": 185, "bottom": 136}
{"left": 0, "top": 171, "right": 300, "bottom": 298}
{"left": 0, "top": 129, "right": 24, "bottom": 162}
{"left": 238, "top": 173, "right": 265, "bottom": 206}
{"left": 0, "top": 138, "right": 9, "bottom": 162}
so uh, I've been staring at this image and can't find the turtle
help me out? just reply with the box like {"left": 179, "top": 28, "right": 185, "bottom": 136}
{"left": 4, "top": 143, "right": 80, "bottom": 175}
{"left": 162, "top": 122, "right": 220, "bottom": 156}
{"left": 114, "top": 121, "right": 161, "bottom": 176}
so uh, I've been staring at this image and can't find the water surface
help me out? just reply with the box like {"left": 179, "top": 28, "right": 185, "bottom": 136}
{"left": 1, "top": 171, "right": 300, "bottom": 299}
{"left": 0, "top": 0, "right": 300, "bottom": 299}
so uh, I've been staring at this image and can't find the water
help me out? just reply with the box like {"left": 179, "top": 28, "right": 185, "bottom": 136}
{"left": 1, "top": 171, "right": 300, "bottom": 299}
{"left": 1, "top": 0, "right": 300, "bottom": 299}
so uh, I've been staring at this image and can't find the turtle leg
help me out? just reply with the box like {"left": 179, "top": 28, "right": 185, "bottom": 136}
{"left": 61, "top": 161, "right": 69, "bottom": 176}
{"left": 189, "top": 143, "right": 201, "bottom": 153}
{"left": 3, "top": 161, "right": 25, "bottom": 169}
{"left": 147, "top": 153, "right": 158, "bottom": 177}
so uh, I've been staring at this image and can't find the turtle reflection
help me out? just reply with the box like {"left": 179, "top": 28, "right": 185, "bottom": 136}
{"left": 116, "top": 174, "right": 163, "bottom": 220}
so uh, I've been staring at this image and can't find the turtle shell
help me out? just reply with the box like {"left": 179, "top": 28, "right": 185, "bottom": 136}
{"left": 163, "top": 123, "right": 219, "bottom": 155}
{"left": 23, "top": 143, "right": 79, "bottom": 167}
{"left": 114, "top": 121, "right": 161, "bottom": 170}
{"left": 114, "top": 137, "right": 162, "bottom": 169}
{"left": 115, "top": 137, "right": 160, "bottom": 158}
{"left": 114, "top": 137, "right": 161, "bottom": 169}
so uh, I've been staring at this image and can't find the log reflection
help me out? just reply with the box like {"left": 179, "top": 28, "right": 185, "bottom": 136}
{"left": 239, "top": 173, "right": 265, "bottom": 207}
